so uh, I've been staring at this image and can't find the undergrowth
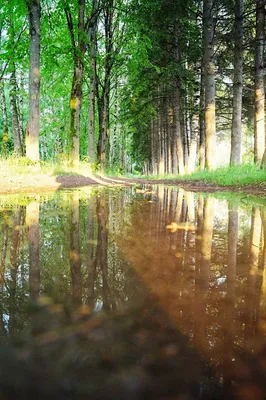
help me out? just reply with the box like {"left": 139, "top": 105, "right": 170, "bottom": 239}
{"left": 135, "top": 164, "right": 266, "bottom": 186}
{"left": 0, "top": 156, "right": 93, "bottom": 177}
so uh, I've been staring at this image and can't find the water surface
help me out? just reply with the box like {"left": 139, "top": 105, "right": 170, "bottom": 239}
{"left": 1, "top": 185, "right": 266, "bottom": 398}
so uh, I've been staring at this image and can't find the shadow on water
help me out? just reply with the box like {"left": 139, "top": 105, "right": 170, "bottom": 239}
{"left": 0, "top": 186, "right": 266, "bottom": 398}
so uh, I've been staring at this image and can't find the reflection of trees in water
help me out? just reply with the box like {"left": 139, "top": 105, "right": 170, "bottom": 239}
{"left": 1, "top": 188, "right": 266, "bottom": 376}
{"left": 0, "top": 211, "right": 9, "bottom": 336}
{"left": 26, "top": 200, "right": 40, "bottom": 301}
{"left": 69, "top": 193, "right": 82, "bottom": 305}
{"left": 116, "top": 187, "right": 266, "bottom": 389}
{"left": 95, "top": 192, "right": 110, "bottom": 310}
{"left": 9, "top": 207, "right": 25, "bottom": 336}
{"left": 87, "top": 198, "right": 95, "bottom": 308}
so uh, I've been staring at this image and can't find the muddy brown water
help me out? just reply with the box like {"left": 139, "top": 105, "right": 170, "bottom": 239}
{"left": 0, "top": 185, "right": 266, "bottom": 399}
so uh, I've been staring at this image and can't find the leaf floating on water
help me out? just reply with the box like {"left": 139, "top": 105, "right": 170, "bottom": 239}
{"left": 166, "top": 222, "right": 179, "bottom": 233}
{"left": 166, "top": 222, "right": 197, "bottom": 233}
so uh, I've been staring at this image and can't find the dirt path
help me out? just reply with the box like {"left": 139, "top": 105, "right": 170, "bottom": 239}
{"left": 0, "top": 172, "right": 266, "bottom": 197}
{"left": 103, "top": 175, "right": 266, "bottom": 197}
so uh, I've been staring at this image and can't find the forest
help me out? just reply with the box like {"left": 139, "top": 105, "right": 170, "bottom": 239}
{"left": 0, "top": 0, "right": 265, "bottom": 175}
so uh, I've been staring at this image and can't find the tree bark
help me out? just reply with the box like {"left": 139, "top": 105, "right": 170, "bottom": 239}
{"left": 88, "top": 0, "right": 98, "bottom": 163}
{"left": 188, "top": 76, "right": 200, "bottom": 174}
{"left": 65, "top": 0, "right": 86, "bottom": 167}
{"left": 97, "top": 1, "right": 113, "bottom": 169}
{"left": 203, "top": 0, "right": 216, "bottom": 170}
{"left": 26, "top": 0, "right": 41, "bottom": 162}
{"left": 254, "top": 0, "right": 265, "bottom": 164}
{"left": 10, "top": 64, "right": 23, "bottom": 156}
{"left": 230, "top": 0, "right": 244, "bottom": 165}
{"left": 0, "top": 81, "right": 8, "bottom": 156}
{"left": 173, "top": 23, "right": 184, "bottom": 175}
{"left": 199, "top": 66, "right": 205, "bottom": 170}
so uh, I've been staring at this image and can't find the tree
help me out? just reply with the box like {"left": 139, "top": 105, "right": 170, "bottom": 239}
{"left": 26, "top": 0, "right": 41, "bottom": 162}
{"left": 203, "top": 0, "right": 216, "bottom": 170}
{"left": 254, "top": 0, "right": 265, "bottom": 164}
{"left": 230, "top": 0, "right": 244, "bottom": 165}
{"left": 64, "top": 0, "right": 86, "bottom": 166}
{"left": 88, "top": 0, "right": 98, "bottom": 163}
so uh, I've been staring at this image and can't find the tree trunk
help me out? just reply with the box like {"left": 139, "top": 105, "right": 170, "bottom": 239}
{"left": 88, "top": 0, "right": 98, "bottom": 163}
{"left": 26, "top": 0, "right": 41, "bottom": 162}
{"left": 254, "top": 0, "right": 265, "bottom": 164}
{"left": 187, "top": 76, "right": 200, "bottom": 174}
{"left": 10, "top": 64, "right": 23, "bottom": 156}
{"left": 199, "top": 66, "right": 205, "bottom": 170}
{"left": 203, "top": 0, "right": 216, "bottom": 170}
{"left": 0, "top": 81, "right": 8, "bottom": 156}
{"left": 97, "top": 1, "right": 113, "bottom": 169}
{"left": 230, "top": 0, "right": 244, "bottom": 165}
{"left": 172, "top": 23, "right": 184, "bottom": 175}
{"left": 65, "top": 0, "right": 86, "bottom": 167}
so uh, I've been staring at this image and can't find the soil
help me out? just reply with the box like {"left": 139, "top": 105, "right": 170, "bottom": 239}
{"left": 1, "top": 172, "right": 266, "bottom": 197}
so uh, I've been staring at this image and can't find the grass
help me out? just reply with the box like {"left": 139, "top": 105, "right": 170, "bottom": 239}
{"left": 0, "top": 156, "right": 94, "bottom": 178}
{"left": 133, "top": 164, "right": 266, "bottom": 187}
{"left": 1, "top": 156, "right": 265, "bottom": 188}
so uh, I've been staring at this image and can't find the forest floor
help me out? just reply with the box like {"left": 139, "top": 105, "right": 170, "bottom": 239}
{"left": 1, "top": 172, "right": 266, "bottom": 197}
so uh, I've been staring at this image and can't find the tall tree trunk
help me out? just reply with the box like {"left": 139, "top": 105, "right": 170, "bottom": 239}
{"left": 26, "top": 0, "right": 41, "bottom": 162}
{"left": 230, "top": 0, "right": 244, "bottom": 165}
{"left": 203, "top": 0, "right": 216, "bottom": 170}
{"left": 254, "top": 0, "right": 265, "bottom": 164}
{"left": 0, "top": 82, "right": 8, "bottom": 156}
{"left": 199, "top": 66, "right": 205, "bottom": 170}
{"left": 10, "top": 64, "right": 23, "bottom": 156}
{"left": 97, "top": 1, "right": 113, "bottom": 169}
{"left": 65, "top": 0, "right": 86, "bottom": 167}
{"left": 88, "top": 0, "right": 98, "bottom": 163}
{"left": 172, "top": 23, "right": 184, "bottom": 175}
{"left": 187, "top": 76, "right": 200, "bottom": 174}
{"left": 18, "top": 71, "right": 26, "bottom": 154}
{"left": 69, "top": 60, "right": 83, "bottom": 166}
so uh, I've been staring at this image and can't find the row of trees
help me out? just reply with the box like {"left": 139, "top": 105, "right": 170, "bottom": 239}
{"left": 0, "top": 0, "right": 265, "bottom": 173}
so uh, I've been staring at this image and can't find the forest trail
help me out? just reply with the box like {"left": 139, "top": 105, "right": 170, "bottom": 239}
{"left": 108, "top": 176, "right": 266, "bottom": 197}
{"left": 1, "top": 172, "right": 266, "bottom": 197}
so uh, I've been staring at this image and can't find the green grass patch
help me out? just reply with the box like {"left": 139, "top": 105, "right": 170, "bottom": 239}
{"left": 0, "top": 156, "right": 93, "bottom": 177}
{"left": 132, "top": 164, "right": 266, "bottom": 187}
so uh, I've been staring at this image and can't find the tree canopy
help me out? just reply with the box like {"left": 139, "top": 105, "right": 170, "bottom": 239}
{"left": 0, "top": 0, "right": 265, "bottom": 173}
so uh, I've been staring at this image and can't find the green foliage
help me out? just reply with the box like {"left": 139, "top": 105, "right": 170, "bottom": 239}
{"left": 139, "top": 164, "right": 266, "bottom": 187}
